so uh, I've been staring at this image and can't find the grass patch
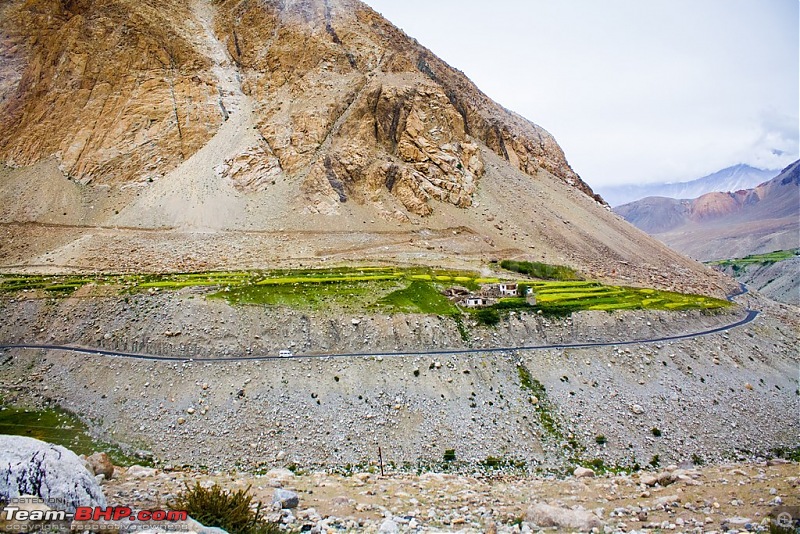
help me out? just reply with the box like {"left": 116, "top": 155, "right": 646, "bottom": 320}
{"left": 500, "top": 259, "right": 581, "bottom": 281}
{"left": 379, "top": 280, "right": 459, "bottom": 315}
{"left": 708, "top": 248, "right": 798, "bottom": 268}
{"left": 0, "top": 404, "right": 147, "bottom": 467}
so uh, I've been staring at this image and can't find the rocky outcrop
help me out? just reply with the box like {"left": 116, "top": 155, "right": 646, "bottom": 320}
{"left": 209, "top": 0, "right": 600, "bottom": 215}
{"left": 214, "top": 141, "right": 283, "bottom": 192}
{"left": 0, "top": 0, "right": 224, "bottom": 185}
{"left": 300, "top": 80, "right": 485, "bottom": 215}
{"left": 0, "top": 435, "right": 106, "bottom": 513}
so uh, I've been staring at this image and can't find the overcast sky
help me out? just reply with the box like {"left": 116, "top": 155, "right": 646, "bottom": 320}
{"left": 362, "top": 0, "right": 799, "bottom": 187}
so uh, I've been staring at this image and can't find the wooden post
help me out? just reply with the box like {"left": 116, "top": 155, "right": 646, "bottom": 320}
{"left": 378, "top": 446, "right": 384, "bottom": 477}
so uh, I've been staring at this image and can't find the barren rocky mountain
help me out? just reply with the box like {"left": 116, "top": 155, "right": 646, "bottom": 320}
{"left": 0, "top": 0, "right": 737, "bottom": 297}
{"left": 615, "top": 161, "right": 800, "bottom": 261}
{"left": 1, "top": 0, "right": 798, "bottom": 517}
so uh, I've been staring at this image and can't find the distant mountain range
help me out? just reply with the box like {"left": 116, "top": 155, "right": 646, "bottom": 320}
{"left": 597, "top": 164, "right": 781, "bottom": 207}
{"left": 614, "top": 160, "right": 800, "bottom": 261}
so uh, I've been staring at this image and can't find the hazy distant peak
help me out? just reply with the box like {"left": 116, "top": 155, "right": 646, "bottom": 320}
{"left": 596, "top": 164, "right": 780, "bottom": 207}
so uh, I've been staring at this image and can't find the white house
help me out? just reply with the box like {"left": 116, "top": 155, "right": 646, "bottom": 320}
{"left": 498, "top": 283, "right": 518, "bottom": 296}
{"left": 464, "top": 297, "right": 487, "bottom": 308}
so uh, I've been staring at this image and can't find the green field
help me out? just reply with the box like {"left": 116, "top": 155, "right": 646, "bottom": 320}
{"left": 707, "top": 249, "right": 799, "bottom": 270}
{"left": 527, "top": 281, "right": 729, "bottom": 315}
{"left": 0, "top": 266, "right": 729, "bottom": 317}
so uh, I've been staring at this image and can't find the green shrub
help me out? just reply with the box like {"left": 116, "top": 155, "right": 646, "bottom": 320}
{"left": 649, "top": 455, "right": 660, "bottom": 468}
{"left": 443, "top": 449, "right": 456, "bottom": 462}
{"left": 651, "top": 427, "right": 662, "bottom": 437}
{"left": 171, "top": 482, "right": 281, "bottom": 534}
{"left": 595, "top": 435, "right": 607, "bottom": 445}
{"left": 476, "top": 308, "right": 501, "bottom": 326}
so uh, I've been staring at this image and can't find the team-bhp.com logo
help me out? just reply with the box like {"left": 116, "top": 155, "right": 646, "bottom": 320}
{"left": 2, "top": 497, "right": 188, "bottom": 526}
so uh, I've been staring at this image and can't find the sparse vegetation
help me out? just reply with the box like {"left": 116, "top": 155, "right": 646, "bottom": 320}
{"left": 595, "top": 435, "right": 608, "bottom": 445}
{"left": 650, "top": 454, "right": 661, "bottom": 468}
{"left": 480, "top": 456, "right": 527, "bottom": 470}
{"left": 0, "top": 404, "right": 146, "bottom": 466}
{"left": 577, "top": 458, "right": 641, "bottom": 476}
{"left": 443, "top": 449, "right": 456, "bottom": 462}
{"left": 171, "top": 483, "right": 281, "bottom": 534}
{"left": 517, "top": 365, "right": 568, "bottom": 445}
{"left": 651, "top": 427, "right": 662, "bottom": 437}
{"left": 770, "top": 446, "right": 800, "bottom": 462}
{"left": 500, "top": 259, "right": 581, "bottom": 281}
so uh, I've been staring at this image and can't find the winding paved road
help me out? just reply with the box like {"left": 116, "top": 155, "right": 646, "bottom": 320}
{"left": 0, "top": 309, "right": 759, "bottom": 363}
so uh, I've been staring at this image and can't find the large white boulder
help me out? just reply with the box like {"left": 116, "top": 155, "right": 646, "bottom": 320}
{"left": 0, "top": 435, "right": 106, "bottom": 513}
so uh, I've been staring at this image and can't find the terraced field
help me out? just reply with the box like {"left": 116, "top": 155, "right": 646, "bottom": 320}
{"left": 0, "top": 266, "right": 729, "bottom": 317}
{"left": 527, "top": 281, "right": 730, "bottom": 315}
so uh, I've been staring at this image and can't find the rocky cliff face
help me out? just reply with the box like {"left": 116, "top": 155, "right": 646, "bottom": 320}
{"left": 0, "top": 0, "right": 598, "bottom": 216}
{"left": 0, "top": 0, "right": 226, "bottom": 185}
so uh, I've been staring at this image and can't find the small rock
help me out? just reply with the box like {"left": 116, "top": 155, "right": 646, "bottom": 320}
{"left": 126, "top": 465, "right": 157, "bottom": 479}
{"left": 273, "top": 489, "right": 299, "bottom": 509}
{"left": 630, "top": 404, "right": 645, "bottom": 415}
{"left": 574, "top": 467, "right": 596, "bottom": 479}
{"left": 378, "top": 519, "right": 399, "bottom": 533}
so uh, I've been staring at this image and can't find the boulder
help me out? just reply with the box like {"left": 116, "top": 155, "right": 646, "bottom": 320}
{"left": 272, "top": 488, "right": 299, "bottom": 509}
{"left": 87, "top": 452, "right": 115, "bottom": 479}
{"left": 527, "top": 503, "right": 603, "bottom": 531}
{"left": 0, "top": 436, "right": 106, "bottom": 513}
{"left": 640, "top": 473, "right": 659, "bottom": 486}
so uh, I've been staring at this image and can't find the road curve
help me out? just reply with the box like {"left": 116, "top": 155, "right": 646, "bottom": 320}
{"left": 0, "top": 309, "right": 759, "bottom": 363}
